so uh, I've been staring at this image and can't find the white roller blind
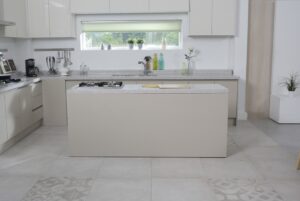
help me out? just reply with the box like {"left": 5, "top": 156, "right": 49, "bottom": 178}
{"left": 81, "top": 20, "right": 182, "bottom": 32}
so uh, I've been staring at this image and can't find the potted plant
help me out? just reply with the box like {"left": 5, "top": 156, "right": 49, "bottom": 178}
{"left": 280, "top": 73, "right": 299, "bottom": 96}
{"left": 137, "top": 39, "right": 144, "bottom": 50}
{"left": 127, "top": 39, "right": 135, "bottom": 50}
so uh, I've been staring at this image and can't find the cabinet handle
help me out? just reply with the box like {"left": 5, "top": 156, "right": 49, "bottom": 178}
{"left": 32, "top": 105, "right": 43, "bottom": 112}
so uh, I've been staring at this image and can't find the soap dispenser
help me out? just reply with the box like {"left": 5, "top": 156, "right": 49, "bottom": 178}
{"left": 159, "top": 53, "right": 165, "bottom": 70}
{"left": 153, "top": 53, "right": 158, "bottom": 71}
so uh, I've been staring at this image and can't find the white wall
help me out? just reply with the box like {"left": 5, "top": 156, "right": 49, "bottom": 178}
{"left": 272, "top": 0, "right": 300, "bottom": 95}
{"left": 0, "top": 37, "right": 17, "bottom": 59}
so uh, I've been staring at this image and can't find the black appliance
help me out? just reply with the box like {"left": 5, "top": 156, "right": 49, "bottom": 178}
{"left": 78, "top": 81, "right": 123, "bottom": 88}
{"left": 25, "top": 59, "right": 39, "bottom": 77}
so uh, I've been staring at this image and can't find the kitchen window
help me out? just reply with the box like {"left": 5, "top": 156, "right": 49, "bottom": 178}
{"left": 80, "top": 20, "right": 182, "bottom": 51}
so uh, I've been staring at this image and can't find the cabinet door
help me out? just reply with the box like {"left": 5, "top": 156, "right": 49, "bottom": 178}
{"left": 70, "top": 0, "right": 109, "bottom": 14}
{"left": 4, "top": 88, "right": 23, "bottom": 139}
{"left": 212, "top": 0, "right": 237, "bottom": 35}
{"left": 189, "top": 0, "right": 212, "bottom": 36}
{"left": 0, "top": 94, "right": 8, "bottom": 144}
{"left": 110, "top": 0, "right": 149, "bottom": 13}
{"left": 215, "top": 81, "right": 238, "bottom": 118}
{"left": 149, "top": 0, "right": 189, "bottom": 13}
{"left": 27, "top": 0, "right": 50, "bottom": 38}
{"left": 49, "top": 0, "right": 75, "bottom": 37}
{"left": 2, "top": 0, "right": 28, "bottom": 38}
{"left": 19, "top": 86, "right": 33, "bottom": 130}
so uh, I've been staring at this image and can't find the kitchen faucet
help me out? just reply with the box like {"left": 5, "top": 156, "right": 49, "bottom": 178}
{"left": 138, "top": 56, "right": 152, "bottom": 75}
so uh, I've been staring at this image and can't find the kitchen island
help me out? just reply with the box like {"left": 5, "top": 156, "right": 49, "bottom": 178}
{"left": 67, "top": 83, "right": 229, "bottom": 157}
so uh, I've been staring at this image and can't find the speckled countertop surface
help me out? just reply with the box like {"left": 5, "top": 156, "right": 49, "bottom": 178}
{"left": 0, "top": 70, "right": 238, "bottom": 94}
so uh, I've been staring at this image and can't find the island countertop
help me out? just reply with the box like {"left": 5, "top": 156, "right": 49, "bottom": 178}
{"left": 67, "top": 84, "right": 228, "bottom": 94}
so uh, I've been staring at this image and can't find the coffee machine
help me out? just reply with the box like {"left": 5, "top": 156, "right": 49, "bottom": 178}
{"left": 25, "top": 59, "right": 39, "bottom": 77}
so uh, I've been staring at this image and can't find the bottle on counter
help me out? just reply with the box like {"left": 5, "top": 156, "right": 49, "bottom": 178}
{"left": 153, "top": 53, "right": 158, "bottom": 71}
{"left": 158, "top": 53, "right": 165, "bottom": 70}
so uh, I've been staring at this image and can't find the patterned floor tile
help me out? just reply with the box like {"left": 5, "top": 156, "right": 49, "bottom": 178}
{"left": 22, "top": 177, "right": 93, "bottom": 201}
{"left": 208, "top": 178, "right": 284, "bottom": 201}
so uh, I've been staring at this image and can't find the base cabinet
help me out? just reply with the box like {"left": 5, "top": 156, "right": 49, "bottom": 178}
{"left": 0, "top": 94, "right": 7, "bottom": 144}
{"left": 0, "top": 82, "right": 43, "bottom": 146}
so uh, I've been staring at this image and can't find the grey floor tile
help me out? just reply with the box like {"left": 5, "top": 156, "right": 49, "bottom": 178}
{"left": 151, "top": 158, "right": 204, "bottom": 178}
{"left": 0, "top": 176, "right": 38, "bottom": 201}
{"left": 97, "top": 158, "right": 151, "bottom": 179}
{"left": 208, "top": 178, "right": 284, "bottom": 201}
{"left": 22, "top": 177, "right": 93, "bottom": 201}
{"left": 272, "top": 180, "right": 300, "bottom": 201}
{"left": 152, "top": 178, "right": 217, "bottom": 201}
{"left": 87, "top": 178, "right": 151, "bottom": 201}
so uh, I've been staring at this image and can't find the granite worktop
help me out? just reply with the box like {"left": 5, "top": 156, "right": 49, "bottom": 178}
{"left": 0, "top": 69, "right": 238, "bottom": 94}
{"left": 68, "top": 84, "right": 229, "bottom": 94}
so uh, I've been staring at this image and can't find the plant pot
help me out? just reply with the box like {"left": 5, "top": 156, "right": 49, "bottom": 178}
{"left": 288, "top": 90, "right": 296, "bottom": 97}
{"left": 138, "top": 43, "right": 143, "bottom": 50}
{"left": 128, "top": 44, "right": 134, "bottom": 50}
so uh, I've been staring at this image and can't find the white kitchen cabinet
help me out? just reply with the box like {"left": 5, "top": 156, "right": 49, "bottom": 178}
{"left": 70, "top": 0, "right": 109, "bottom": 14}
{"left": 43, "top": 79, "right": 67, "bottom": 126}
{"left": 215, "top": 81, "right": 238, "bottom": 118}
{"left": 189, "top": 0, "right": 237, "bottom": 36}
{"left": 27, "top": 0, "right": 50, "bottom": 38}
{"left": 110, "top": 0, "right": 149, "bottom": 13}
{"left": 149, "top": 0, "right": 189, "bottom": 13}
{"left": 2, "top": 0, "right": 28, "bottom": 38}
{"left": 212, "top": 0, "right": 237, "bottom": 35}
{"left": 27, "top": 0, "right": 75, "bottom": 38}
{"left": 49, "top": 0, "right": 75, "bottom": 37}
{"left": 4, "top": 86, "right": 32, "bottom": 139}
{"left": 0, "top": 94, "right": 7, "bottom": 144}
{"left": 189, "top": 0, "right": 212, "bottom": 36}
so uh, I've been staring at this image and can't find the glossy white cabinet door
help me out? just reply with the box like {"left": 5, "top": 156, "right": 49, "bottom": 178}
{"left": 2, "top": 0, "right": 28, "bottom": 38}
{"left": 70, "top": 0, "right": 109, "bottom": 14}
{"left": 110, "top": 0, "right": 149, "bottom": 13}
{"left": 4, "top": 88, "right": 23, "bottom": 139}
{"left": 212, "top": 0, "right": 237, "bottom": 35}
{"left": 0, "top": 94, "right": 7, "bottom": 144}
{"left": 19, "top": 86, "right": 33, "bottom": 131}
{"left": 27, "top": 0, "right": 50, "bottom": 38}
{"left": 189, "top": 0, "right": 212, "bottom": 36}
{"left": 49, "top": 0, "right": 75, "bottom": 37}
{"left": 149, "top": 0, "right": 189, "bottom": 13}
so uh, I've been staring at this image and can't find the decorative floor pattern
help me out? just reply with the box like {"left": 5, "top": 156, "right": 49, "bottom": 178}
{"left": 208, "top": 178, "right": 284, "bottom": 201}
{"left": 22, "top": 177, "right": 93, "bottom": 201}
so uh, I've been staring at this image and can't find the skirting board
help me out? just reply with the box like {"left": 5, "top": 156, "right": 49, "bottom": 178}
{"left": 0, "top": 120, "right": 42, "bottom": 154}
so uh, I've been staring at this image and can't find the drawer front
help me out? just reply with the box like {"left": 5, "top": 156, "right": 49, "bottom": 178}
{"left": 32, "top": 95, "right": 43, "bottom": 110}
{"left": 30, "top": 82, "right": 42, "bottom": 97}
{"left": 32, "top": 107, "right": 43, "bottom": 123}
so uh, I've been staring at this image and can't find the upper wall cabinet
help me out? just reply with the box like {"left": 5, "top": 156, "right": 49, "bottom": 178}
{"left": 110, "top": 0, "right": 148, "bottom": 13}
{"left": 28, "top": 0, "right": 75, "bottom": 38}
{"left": 27, "top": 0, "right": 50, "bottom": 38}
{"left": 49, "top": 0, "right": 75, "bottom": 37}
{"left": 70, "top": 0, "right": 109, "bottom": 14}
{"left": 2, "top": 0, "right": 28, "bottom": 38}
{"left": 212, "top": 0, "right": 237, "bottom": 36}
{"left": 189, "top": 0, "right": 237, "bottom": 36}
{"left": 149, "top": 0, "right": 189, "bottom": 13}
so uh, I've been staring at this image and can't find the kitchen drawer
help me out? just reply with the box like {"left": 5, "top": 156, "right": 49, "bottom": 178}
{"left": 32, "top": 95, "right": 43, "bottom": 110}
{"left": 32, "top": 107, "right": 43, "bottom": 123}
{"left": 30, "top": 82, "right": 42, "bottom": 97}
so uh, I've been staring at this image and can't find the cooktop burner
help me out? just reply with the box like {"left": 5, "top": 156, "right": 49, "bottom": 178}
{"left": 79, "top": 81, "right": 123, "bottom": 88}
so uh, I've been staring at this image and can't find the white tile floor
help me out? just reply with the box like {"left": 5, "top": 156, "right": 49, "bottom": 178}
{"left": 0, "top": 120, "right": 299, "bottom": 201}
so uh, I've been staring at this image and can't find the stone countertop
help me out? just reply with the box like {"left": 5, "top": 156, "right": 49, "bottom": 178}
{"left": 40, "top": 69, "right": 240, "bottom": 81}
{"left": 68, "top": 84, "right": 228, "bottom": 94}
{"left": 0, "top": 77, "right": 41, "bottom": 94}
{"left": 0, "top": 70, "right": 238, "bottom": 94}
